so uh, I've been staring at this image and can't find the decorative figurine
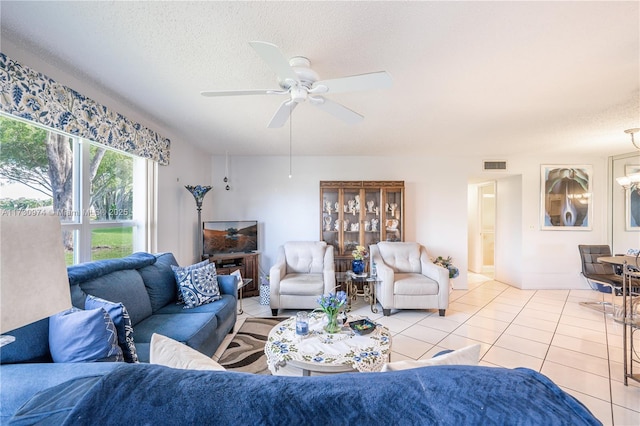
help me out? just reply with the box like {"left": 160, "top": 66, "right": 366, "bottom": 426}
{"left": 343, "top": 219, "right": 349, "bottom": 231}
{"left": 367, "top": 200, "right": 375, "bottom": 213}
{"left": 371, "top": 218, "right": 379, "bottom": 232}
{"left": 354, "top": 195, "right": 361, "bottom": 213}
{"left": 364, "top": 220, "right": 371, "bottom": 231}
{"left": 334, "top": 219, "right": 341, "bottom": 231}
{"left": 348, "top": 199, "right": 356, "bottom": 215}
{"left": 350, "top": 223, "right": 359, "bottom": 232}
{"left": 324, "top": 216, "right": 332, "bottom": 231}
{"left": 335, "top": 202, "right": 339, "bottom": 212}
{"left": 325, "top": 200, "right": 333, "bottom": 214}
{"left": 374, "top": 206, "right": 379, "bottom": 216}
{"left": 390, "top": 203, "right": 398, "bottom": 218}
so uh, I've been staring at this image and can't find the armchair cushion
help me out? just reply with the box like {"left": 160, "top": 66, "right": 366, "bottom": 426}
{"left": 280, "top": 274, "right": 325, "bottom": 295}
{"left": 376, "top": 242, "right": 422, "bottom": 273}
{"left": 394, "top": 273, "right": 439, "bottom": 295}
{"left": 284, "top": 241, "right": 328, "bottom": 274}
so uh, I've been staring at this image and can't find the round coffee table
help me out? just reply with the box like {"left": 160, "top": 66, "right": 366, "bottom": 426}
{"left": 265, "top": 312, "right": 391, "bottom": 376}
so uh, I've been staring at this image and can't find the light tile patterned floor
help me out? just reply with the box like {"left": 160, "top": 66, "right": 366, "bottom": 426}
{"left": 216, "top": 273, "right": 640, "bottom": 425}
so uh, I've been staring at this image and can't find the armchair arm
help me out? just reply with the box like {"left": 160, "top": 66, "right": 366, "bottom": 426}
{"left": 322, "top": 246, "right": 336, "bottom": 293}
{"left": 420, "top": 248, "right": 450, "bottom": 308}
{"left": 370, "top": 245, "right": 395, "bottom": 306}
{"left": 269, "top": 246, "right": 287, "bottom": 304}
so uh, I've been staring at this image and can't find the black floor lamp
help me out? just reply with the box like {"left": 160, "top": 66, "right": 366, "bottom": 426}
{"left": 185, "top": 185, "right": 212, "bottom": 258}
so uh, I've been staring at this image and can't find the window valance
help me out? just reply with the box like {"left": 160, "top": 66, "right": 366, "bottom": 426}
{"left": 0, "top": 53, "right": 170, "bottom": 165}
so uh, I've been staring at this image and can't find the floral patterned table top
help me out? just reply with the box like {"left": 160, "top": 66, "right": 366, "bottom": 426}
{"left": 265, "top": 312, "right": 391, "bottom": 373}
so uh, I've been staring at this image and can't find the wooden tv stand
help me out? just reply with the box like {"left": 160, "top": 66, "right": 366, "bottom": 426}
{"left": 203, "top": 252, "right": 259, "bottom": 297}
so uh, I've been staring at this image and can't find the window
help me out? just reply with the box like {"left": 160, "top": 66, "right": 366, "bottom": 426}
{"left": 0, "top": 114, "right": 151, "bottom": 264}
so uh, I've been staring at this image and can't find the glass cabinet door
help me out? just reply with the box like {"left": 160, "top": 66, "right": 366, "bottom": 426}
{"left": 342, "top": 188, "right": 361, "bottom": 256}
{"left": 363, "top": 189, "right": 381, "bottom": 249}
{"left": 382, "top": 188, "right": 403, "bottom": 242}
{"left": 321, "top": 188, "right": 340, "bottom": 254}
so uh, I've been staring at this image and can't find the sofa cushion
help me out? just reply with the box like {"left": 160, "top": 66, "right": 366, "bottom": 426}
{"left": 78, "top": 269, "right": 153, "bottom": 326}
{"left": 172, "top": 262, "right": 221, "bottom": 309}
{"left": 381, "top": 344, "right": 481, "bottom": 371}
{"left": 138, "top": 253, "right": 179, "bottom": 312}
{"left": 133, "top": 313, "right": 218, "bottom": 360}
{"left": 49, "top": 308, "right": 124, "bottom": 363}
{"left": 150, "top": 333, "right": 225, "bottom": 371}
{"left": 377, "top": 242, "right": 422, "bottom": 273}
{"left": 85, "top": 295, "right": 138, "bottom": 363}
{"left": 0, "top": 317, "right": 51, "bottom": 364}
{"left": 0, "top": 362, "right": 121, "bottom": 424}
{"left": 283, "top": 241, "right": 327, "bottom": 274}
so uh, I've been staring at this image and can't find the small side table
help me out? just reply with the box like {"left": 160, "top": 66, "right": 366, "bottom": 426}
{"left": 337, "top": 272, "right": 379, "bottom": 314}
{"left": 237, "top": 278, "right": 252, "bottom": 314}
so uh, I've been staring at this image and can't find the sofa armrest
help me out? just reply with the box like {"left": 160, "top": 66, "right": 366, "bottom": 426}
{"left": 217, "top": 275, "right": 237, "bottom": 298}
{"left": 269, "top": 246, "right": 287, "bottom": 306}
{"left": 322, "top": 246, "right": 336, "bottom": 293}
{"left": 420, "top": 248, "right": 450, "bottom": 308}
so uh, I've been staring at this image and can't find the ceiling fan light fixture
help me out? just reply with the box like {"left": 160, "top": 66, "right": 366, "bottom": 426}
{"left": 624, "top": 128, "right": 640, "bottom": 150}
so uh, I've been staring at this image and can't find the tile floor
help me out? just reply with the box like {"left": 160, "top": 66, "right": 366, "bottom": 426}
{"left": 216, "top": 273, "right": 640, "bottom": 426}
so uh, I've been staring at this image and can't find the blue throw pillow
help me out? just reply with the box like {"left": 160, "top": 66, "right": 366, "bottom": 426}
{"left": 49, "top": 307, "right": 124, "bottom": 363}
{"left": 173, "top": 259, "right": 209, "bottom": 304}
{"left": 85, "top": 295, "right": 139, "bottom": 363}
{"left": 171, "top": 261, "right": 221, "bottom": 309}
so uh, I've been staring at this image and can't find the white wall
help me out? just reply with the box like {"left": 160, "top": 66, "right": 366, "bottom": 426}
{"left": 495, "top": 175, "right": 523, "bottom": 287}
{"left": 212, "top": 153, "right": 612, "bottom": 291}
{"left": 156, "top": 141, "right": 213, "bottom": 266}
{"left": 211, "top": 155, "right": 472, "bottom": 288}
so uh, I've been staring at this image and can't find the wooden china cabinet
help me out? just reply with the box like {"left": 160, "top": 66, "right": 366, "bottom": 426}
{"left": 319, "top": 181, "right": 404, "bottom": 272}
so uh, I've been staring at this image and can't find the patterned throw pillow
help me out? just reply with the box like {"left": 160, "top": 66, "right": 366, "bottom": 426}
{"left": 49, "top": 307, "right": 124, "bottom": 363}
{"left": 85, "top": 295, "right": 139, "bottom": 363}
{"left": 171, "top": 261, "right": 221, "bottom": 309}
{"left": 174, "top": 259, "right": 210, "bottom": 304}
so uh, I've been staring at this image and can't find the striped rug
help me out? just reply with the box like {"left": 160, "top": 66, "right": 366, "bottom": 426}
{"left": 218, "top": 317, "right": 288, "bottom": 375}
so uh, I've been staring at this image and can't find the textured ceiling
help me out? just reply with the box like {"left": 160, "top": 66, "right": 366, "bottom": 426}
{"left": 1, "top": 1, "right": 639, "bottom": 157}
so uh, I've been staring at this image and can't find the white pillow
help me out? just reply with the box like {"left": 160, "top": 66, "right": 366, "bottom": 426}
{"left": 149, "top": 333, "right": 225, "bottom": 371}
{"left": 381, "top": 344, "right": 481, "bottom": 372}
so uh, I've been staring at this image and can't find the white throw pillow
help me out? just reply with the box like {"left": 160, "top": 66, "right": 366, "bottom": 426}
{"left": 149, "top": 333, "right": 225, "bottom": 371}
{"left": 381, "top": 344, "right": 481, "bottom": 372}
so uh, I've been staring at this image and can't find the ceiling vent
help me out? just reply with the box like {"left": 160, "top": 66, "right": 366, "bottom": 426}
{"left": 483, "top": 160, "right": 507, "bottom": 171}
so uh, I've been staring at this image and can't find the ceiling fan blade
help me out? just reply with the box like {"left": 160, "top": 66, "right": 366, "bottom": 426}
{"left": 312, "top": 71, "right": 392, "bottom": 94}
{"left": 200, "top": 89, "right": 277, "bottom": 97}
{"left": 267, "top": 100, "right": 298, "bottom": 128}
{"left": 249, "top": 41, "right": 299, "bottom": 84}
{"left": 310, "top": 97, "right": 363, "bottom": 125}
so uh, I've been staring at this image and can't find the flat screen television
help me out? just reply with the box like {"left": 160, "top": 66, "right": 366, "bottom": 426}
{"left": 202, "top": 220, "right": 258, "bottom": 255}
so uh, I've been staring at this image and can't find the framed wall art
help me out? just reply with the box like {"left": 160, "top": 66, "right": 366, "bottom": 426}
{"left": 625, "top": 165, "right": 640, "bottom": 231}
{"left": 540, "top": 165, "right": 592, "bottom": 230}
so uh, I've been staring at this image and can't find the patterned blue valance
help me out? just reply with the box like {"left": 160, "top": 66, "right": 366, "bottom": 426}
{"left": 0, "top": 53, "right": 170, "bottom": 165}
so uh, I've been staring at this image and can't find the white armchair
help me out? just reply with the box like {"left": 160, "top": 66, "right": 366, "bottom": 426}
{"left": 370, "top": 242, "right": 449, "bottom": 316}
{"left": 269, "top": 241, "right": 336, "bottom": 316}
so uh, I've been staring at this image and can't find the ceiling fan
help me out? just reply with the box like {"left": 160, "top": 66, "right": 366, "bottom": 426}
{"left": 200, "top": 41, "right": 392, "bottom": 128}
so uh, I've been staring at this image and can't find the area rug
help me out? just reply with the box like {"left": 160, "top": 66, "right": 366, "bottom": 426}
{"left": 217, "top": 317, "right": 288, "bottom": 375}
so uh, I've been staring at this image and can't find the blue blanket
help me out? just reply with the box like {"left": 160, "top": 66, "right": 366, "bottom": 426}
{"left": 11, "top": 363, "right": 601, "bottom": 425}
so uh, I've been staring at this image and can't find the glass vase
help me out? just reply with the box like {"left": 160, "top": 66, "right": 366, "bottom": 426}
{"left": 324, "top": 311, "right": 341, "bottom": 334}
{"left": 352, "top": 259, "right": 365, "bottom": 275}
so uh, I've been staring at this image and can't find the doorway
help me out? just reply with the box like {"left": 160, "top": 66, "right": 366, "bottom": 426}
{"left": 479, "top": 182, "right": 496, "bottom": 276}
{"left": 468, "top": 181, "right": 496, "bottom": 278}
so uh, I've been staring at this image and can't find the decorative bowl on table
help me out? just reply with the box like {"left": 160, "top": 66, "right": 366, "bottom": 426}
{"left": 349, "top": 318, "right": 376, "bottom": 335}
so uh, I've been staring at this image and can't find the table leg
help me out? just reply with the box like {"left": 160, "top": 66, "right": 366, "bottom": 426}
{"left": 238, "top": 284, "right": 244, "bottom": 315}
{"left": 364, "top": 282, "right": 378, "bottom": 314}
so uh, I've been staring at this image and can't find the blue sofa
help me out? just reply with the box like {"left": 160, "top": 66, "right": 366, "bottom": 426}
{"left": 0, "top": 252, "right": 237, "bottom": 423}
